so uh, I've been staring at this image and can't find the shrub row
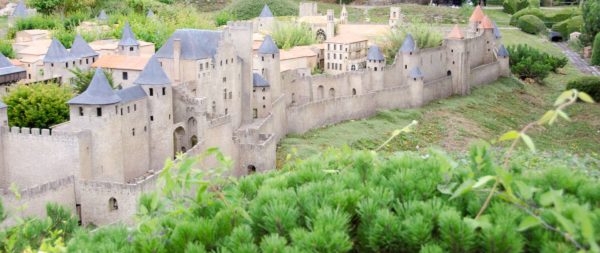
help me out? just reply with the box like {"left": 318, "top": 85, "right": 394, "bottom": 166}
{"left": 566, "top": 76, "right": 600, "bottom": 101}
{"left": 517, "top": 15, "right": 546, "bottom": 34}
{"left": 508, "top": 44, "right": 567, "bottom": 82}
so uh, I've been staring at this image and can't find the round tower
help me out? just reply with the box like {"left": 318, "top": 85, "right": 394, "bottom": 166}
{"left": 118, "top": 22, "right": 140, "bottom": 56}
{"left": 409, "top": 67, "right": 424, "bottom": 107}
{"left": 133, "top": 56, "right": 174, "bottom": 169}
{"left": 257, "top": 4, "right": 275, "bottom": 32}
{"left": 480, "top": 16, "right": 496, "bottom": 64}
{"left": 367, "top": 45, "right": 386, "bottom": 90}
{"left": 468, "top": 5, "right": 484, "bottom": 37}
{"left": 257, "top": 35, "right": 281, "bottom": 99}
{"left": 398, "top": 33, "right": 419, "bottom": 76}
{"left": 326, "top": 9, "right": 335, "bottom": 40}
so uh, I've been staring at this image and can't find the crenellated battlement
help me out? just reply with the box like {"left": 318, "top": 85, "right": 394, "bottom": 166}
{"left": 1, "top": 126, "right": 80, "bottom": 140}
{"left": 0, "top": 176, "right": 74, "bottom": 200}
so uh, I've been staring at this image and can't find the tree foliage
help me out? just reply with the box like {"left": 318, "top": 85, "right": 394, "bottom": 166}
{"left": 271, "top": 22, "right": 316, "bottom": 49}
{"left": 3, "top": 83, "right": 73, "bottom": 129}
{"left": 507, "top": 44, "right": 567, "bottom": 82}
{"left": 28, "top": 0, "right": 97, "bottom": 14}
{"left": 592, "top": 33, "right": 600, "bottom": 65}
{"left": 582, "top": 0, "right": 600, "bottom": 44}
{"left": 379, "top": 24, "right": 443, "bottom": 63}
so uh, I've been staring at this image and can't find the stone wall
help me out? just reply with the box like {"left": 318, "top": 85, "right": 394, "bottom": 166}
{"left": 470, "top": 61, "right": 501, "bottom": 87}
{"left": 423, "top": 76, "right": 453, "bottom": 104}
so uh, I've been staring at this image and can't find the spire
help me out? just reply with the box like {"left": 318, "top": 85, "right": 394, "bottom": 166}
{"left": 118, "top": 22, "right": 139, "bottom": 47}
{"left": 258, "top": 35, "right": 279, "bottom": 54}
{"left": 133, "top": 56, "right": 171, "bottom": 86}
{"left": 447, "top": 24, "right": 464, "bottom": 39}
{"left": 70, "top": 34, "right": 98, "bottom": 58}
{"left": 367, "top": 45, "right": 385, "bottom": 61}
{"left": 493, "top": 21, "right": 501, "bottom": 38}
{"left": 259, "top": 4, "right": 274, "bottom": 18}
{"left": 44, "top": 38, "right": 72, "bottom": 63}
{"left": 480, "top": 16, "right": 494, "bottom": 29}
{"left": 12, "top": 0, "right": 27, "bottom": 17}
{"left": 469, "top": 5, "right": 485, "bottom": 23}
{"left": 68, "top": 68, "right": 120, "bottom": 105}
{"left": 97, "top": 10, "right": 108, "bottom": 21}
{"left": 147, "top": 9, "right": 154, "bottom": 18}
{"left": 399, "top": 33, "right": 416, "bottom": 53}
{"left": 497, "top": 44, "right": 509, "bottom": 57}
{"left": 409, "top": 67, "right": 423, "bottom": 79}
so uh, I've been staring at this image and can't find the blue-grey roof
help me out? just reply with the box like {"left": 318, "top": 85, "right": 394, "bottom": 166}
{"left": 0, "top": 100, "right": 6, "bottom": 109}
{"left": 12, "top": 0, "right": 27, "bottom": 17}
{"left": 367, "top": 45, "right": 385, "bottom": 61}
{"left": 253, "top": 73, "right": 269, "bottom": 87}
{"left": 68, "top": 68, "right": 121, "bottom": 105}
{"left": 259, "top": 4, "right": 273, "bottom": 18}
{"left": 399, "top": 34, "right": 416, "bottom": 53}
{"left": 97, "top": 10, "right": 108, "bottom": 21}
{"left": 147, "top": 9, "right": 155, "bottom": 17}
{"left": 258, "top": 35, "right": 279, "bottom": 54}
{"left": 44, "top": 39, "right": 72, "bottom": 63}
{"left": 70, "top": 34, "right": 98, "bottom": 58}
{"left": 409, "top": 67, "right": 423, "bottom": 79}
{"left": 0, "top": 52, "right": 26, "bottom": 76}
{"left": 493, "top": 21, "right": 501, "bottom": 39}
{"left": 134, "top": 56, "right": 171, "bottom": 86}
{"left": 497, "top": 44, "right": 509, "bottom": 57}
{"left": 156, "top": 29, "right": 222, "bottom": 60}
{"left": 118, "top": 22, "right": 139, "bottom": 47}
{"left": 116, "top": 85, "right": 146, "bottom": 103}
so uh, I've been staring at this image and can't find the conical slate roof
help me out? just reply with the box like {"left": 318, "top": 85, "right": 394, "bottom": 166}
{"left": 447, "top": 24, "right": 464, "bottom": 39}
{"left": 469, "top": 5, "right": 484, "bottom": 22}
{"left": 0, "top": 52, "right": 26, "bottom": 76}
{"left": 399, "top": 34, "right": 416, "bottom": 53}
{"left": 253, "top": 73, "right": 269, "bottom": 87}
{"left": 156, "top": 29, "right": 222, "bottom": 60}
{"left": 12, "top": 0, "right": 27, "bottom": 17}
{"left": 259, "top": 4, "right": 273, "bottom": 18}
{"left": 70, "top": 34, "right": 98, "bottom": 58}
{"left": 409, "top": 66, "right": 423, "bottom": 79}
{"left": 44, "top": 39, "right": 72, "bottom": 63}
{"left": 147, "top": 9, "right": 155, "bottom": 17}
{"left": 68, "top": 68, "right": 121, "bottom": 105}
{"left": 134, "top": 56, "right": 171, "bottom": 86}
{"left": 118, "top": 22, "right": 139, "bottom": 47}
{"left": 258, "top": 35, "right": 279, "bottom": 54}
{"left": 97, "top": 10, "right": 108, "bottom": 21}
{"left": 367, "top": 45, "right": 385, "bottom": 61}
{"left": 493, "top": 21, "right": 501, "bottom": 38}
{"left": 497, "top": 44, "right": 509, "bottom": 57}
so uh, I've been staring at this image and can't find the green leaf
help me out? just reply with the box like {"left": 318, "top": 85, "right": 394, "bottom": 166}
{"left": 450, "top": 179, "right": 475, "bottom": 200}
{"left": 518, "top": 216, "right": 541, "bottom": 231}
{"left": 473, "top": 175, "right": 496, "bottom": 189}
{"left": 499, "top": 130, "right": 520, "bottom": 142}
{"left": 520, "top": 134, "right": 535, "bottom": 152}
{"left": 515, "top": 180, "right": 538, "bottom": 200}
{"left": 540, "top": 189, "right": 563, "bottom": 207}
{"left": 538, "top": 110, "right": 555, "bottom": 125}
{"left": 578, "top": 92, "right": 595, "bottom": 103}
{"left": 437, "top": 182, "right": 457, "bottom": 195}
{"left": 556, "top": 110, "right": 570, "bottom": 121}
{"left": 554, "top": 90, "right": 574, "bottom": 106}
{"left": 551, "top": 210, "right": 576, "bottom": 236}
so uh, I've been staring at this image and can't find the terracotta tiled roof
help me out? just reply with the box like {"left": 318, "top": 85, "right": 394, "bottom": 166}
{"left": 480, "top": 16, "right": 494, "bottom": 29}
{"left": 447, "top": 24, "right": 464, "bottom": 39}
{"left": 325, "top": 34, "right": 368, "bottom": 44}
{"left": 280, "top": 46, "right": 318, "bottom": 60}
{"left": 469, "top": 5, "right": 485, "bottom": 23}
{"left": 91, "top": 55, "right": 150, "bottom": 71}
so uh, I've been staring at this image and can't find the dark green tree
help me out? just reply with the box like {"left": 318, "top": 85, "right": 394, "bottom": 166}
{"left": 592, "top": 33, "right": 600, "bottom": 65}
{"left": 70, "top": 68, "right": 115, "bottom": 94}
{"left": 582, "top": 0, "right": 600, "bottom": 43}
{"left": 3, "top": 83, "right": 73, "bottom": 129}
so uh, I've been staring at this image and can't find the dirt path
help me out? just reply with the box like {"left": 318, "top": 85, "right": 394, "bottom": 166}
{"left": 555, "top": 42, "right": 600, "bottom": 76}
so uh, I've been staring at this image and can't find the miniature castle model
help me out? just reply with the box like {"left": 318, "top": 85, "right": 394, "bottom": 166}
{"left": 0, "top": 6, "right": 509, "bottom": 227}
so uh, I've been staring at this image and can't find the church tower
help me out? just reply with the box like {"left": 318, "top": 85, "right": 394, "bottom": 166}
{"left": 326, "top": 9, "right": 335, "bottom": 40}
{"left": 389, "top": 7, "right": 401, "bottom": 28}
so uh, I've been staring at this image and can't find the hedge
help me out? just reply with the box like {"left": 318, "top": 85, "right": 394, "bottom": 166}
{"left": 566, "top": 76, "right": 600, "bottom": 101}
{"left": 544, "top": 8, "right": 581, "bottom": 26}
{"left": 592, "top": 33, "right": 600, "bottom": 65}
{"left": 510, "top": 7, "right": 545, "bottom": 26}
{"left": 502, "top": 0, "right": 529, "bottom": 14}
{"left": 551, "top": 16, "right": 583, "bottom": 39}
{"left": 517, "top": 15, "right": 546, "bottom": 34}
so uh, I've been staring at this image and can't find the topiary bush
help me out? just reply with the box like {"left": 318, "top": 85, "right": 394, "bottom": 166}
{"left": 517, "top": 14, "right": 547, "bottom": 34}
{"left": 503, "top": 0, "right": 529, "bottom": 14}
{"left": 544, "top": 7, "right": 581, "bottom": 27}
{"left": 510, "top": 7, "right": 545, "bottom": 26}
{"left": 592, "top": 33, "right": 600, "bottom": 65}
{"left": 225, "top": 0, "right": 298, "bottom": 20}
{"left": 566, "top": 76, "right": 600, "bottom": 101}
{"left": 508, "top": 44, "right": 567, "bottom": 82}
{"left": 551, "top": 15, "right": 583, "bottom": 39}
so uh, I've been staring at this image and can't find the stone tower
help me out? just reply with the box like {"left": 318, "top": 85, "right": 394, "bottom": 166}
{"left": 118, "top": 22, "right": 140, "bottom": 56}
{"left": 497, "top": 44, "right": 510, "bottom": 77}
{"left": 70, "top": 34, "right": 99, "bottom": 68}
{"left": 326, "top": 9, "right": 335, "bottom": 40}
{"left": 257, "top": 4, "right": 275, "bottom": 32}
{"left": 480, "top": 16, "right": 496, "bottom": 64}
{"left": 43, "top": 38, "right": 73, "bottom": 84}
{"left": 97, "top": 10, "right": 108, "bottom": 22}
{"left": 367, "top": 45, "right": 386, "bottom": 91}
{"left": 409, "top": 67, "right": 424, "bottom": 107}
{"left": 133, "top": 56, "right": 174, "bottom": 169}
{"left": 225, "top": 22, "right": 254, "bottom": 126}
{"left": 398, "top": 34, "right": 418, "bottom": 75}
{"left": 257, "top": 35, "right": 281, "bottom": 99}
{"left": 68, "top": 68, "right": 124, "bottom": 182}
{"left": 446, "top": 24, "right": 471, "bottom": 96}
{"left": 468, "top": 5, "right": 484, "bottom": 37}
{"left": 389, "top": 7, "right": 401, "bottom": 28}
{"left": 340, "top": 5, "right": 348, "bottom": 24}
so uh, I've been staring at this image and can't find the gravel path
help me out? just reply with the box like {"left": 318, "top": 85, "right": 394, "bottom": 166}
{"left": 555, "top": 42, "right": 600, "bottom": 76}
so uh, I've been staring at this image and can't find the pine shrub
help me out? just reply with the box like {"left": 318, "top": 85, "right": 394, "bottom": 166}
{"left": 592, "top": 33, "right": 600, "bottom": 65}
{"left": 566, "top": 76, "right": 600, "bottom": 101}
{"left": 507, "top": 44, "right": 567, "bottom": 82}
{"left": 517, "top": 15, "right": 547, "bottom": 34}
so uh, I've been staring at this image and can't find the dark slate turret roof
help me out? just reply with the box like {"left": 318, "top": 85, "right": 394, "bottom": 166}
{"left": 253, "top": 73, "right": 269, "bottom": 87}
{"left": 12, "top": 0, "right": 27, "bottom": 17}
{"left": 116, "top": 85, "right": 146, "bottom": 103}
{"left": 493, "top": 21, "right": 501, "bottom": 39}
{"left": 258, "top": 35, "right": 279, "bottom": 54}
{"left": 0, "top": 52, "right": 26, "bottom": 76}
{"left": 97, "top": 10, "right": 108, "bottom": 21}
{"left": 0, "top": 100, "right": 6, "bottom": 109}
{"left": 409, "top": 66, "right": 423, "bottom": 79}
{"left": 497, "top": 44, "right": 509, "bottom": 57}
{"left": 118, "top": 22, "right": 139, "bottom": 47}
{"left": 134, "top": 56, "right": 171, "bottom": 86}
{"left": 68, "top": 68, "right": 121, "bottom": 105}
{"left": 70, "top": 34, "right": 98, "bottom": 58}
{"left": 367, "top": 45, "right": 385, "bottom": 61}
{"left": 147, "top": 9, "right": 155, "bottom": 17}
{"left": 399, "top": 34, "right": 416, "bottom": 53}
{"left": 44, "top": 39, "right": 72, "bottom": 63}
{"left": 259, "top": 4, "right": 274, "bottom": 18}
{"left": 156, "top": 29, "right": 222, "bottom": 60}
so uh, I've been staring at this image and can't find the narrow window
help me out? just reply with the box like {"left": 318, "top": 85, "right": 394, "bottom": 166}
{"left": 150, "top": 116, "right": 154, "bottom": 121}
{"left": 130, "top": 46, "right": 134, "bottom": 51}
{"left": 96, "top": 107, "right": 102, "bottom": 117}
{"left": 132, "top": 128, "right": 135, "bottom": 136}
{"left": 122, "top": 72, "right": 128, "bottom": 80}
{"left": 120, "top": 108, "right": 123, "bottom": 115}
{"left": 86, "top": 58, "right": 89, "bottom": 64}
{"left": 127, "top": 106, "right": 130, "bottom": 113}
{"left": 253, "top": 108, "right": 257, "bottom": 118}
{"left": 149, "top": 88, "right": 154, "bottom": 96}
{"left": 162, "top": 87, "right": 166, "bottom": 95}
{"left": 79, "top": 107, "right": 84, "bottom": 116}
{"left": 228, "top": 92, "right": 232, "bottom": 99}
{"left": 134, "top": 104, "right": 137, "bottom": 111}
{"left": 223, "top": 77, "right": 226, "bottom": 83}
{"left": 115, "top": 106, "right": 118, "bottom": 114}
{"left": 66, "top": 62, "right": 69, "bottom": 68}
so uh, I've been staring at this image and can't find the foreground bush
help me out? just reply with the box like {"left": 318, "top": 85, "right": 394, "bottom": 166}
{"left": 225, "top": 0, "right": 297, "bottom": 20}
{"left": 271, "top": 22, "right": 316, "bottom": 49}
{"left": 517, "top": 15, "right": 546, "bottom": 34}
{"left": 551, "top": 15, "right": 583, "bottom": 39}
{"left": 566, "top": 76, "right": 600, "bottom": 101}
{"left": 507, "top": 44, "right": 567, "bottom": 82}
{"left": 3, "top": 83, "right": 73, "bottom": 129}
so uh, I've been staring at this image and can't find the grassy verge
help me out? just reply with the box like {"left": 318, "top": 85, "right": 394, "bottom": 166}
{"left": 276, "top": 28, "right": 600, "bottom": 167}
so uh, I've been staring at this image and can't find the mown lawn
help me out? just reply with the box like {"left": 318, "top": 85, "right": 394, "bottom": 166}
{"left": 276, "top": 28, "right": 600, "bottom": 167}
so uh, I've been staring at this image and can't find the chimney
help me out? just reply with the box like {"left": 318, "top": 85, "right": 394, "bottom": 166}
{"left": 173, "top": 38, "right": 181, "bottom": 82}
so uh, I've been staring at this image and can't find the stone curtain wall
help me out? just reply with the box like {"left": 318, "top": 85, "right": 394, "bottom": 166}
{"left": 470, "top": 61, "right": 501, "bottom": 87}
{"left": 423, "top": 76, "right": 453, "bottom": 104}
